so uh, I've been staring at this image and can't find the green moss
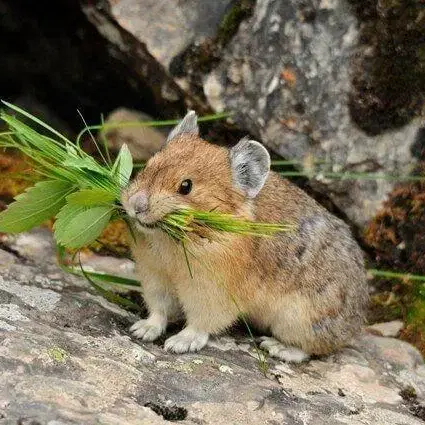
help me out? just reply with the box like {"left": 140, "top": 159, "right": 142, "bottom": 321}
{"left": 169, "top": 0, "right": 256, "bottom": 101}
{"left": 400, "top": 385, "right": 417, "bottom": 402}
{"left": 367, "top": 292, "right": 403, "bottom": 324}
{"left": 47, "top": 347, "right": 69, "bottom": 364}
{"left": 407, "top": 292, "right": 425, "bottom": 326}
{"left": 348, "top": 0, "right": 425, "bottom": 134}
{"left": 216, "top": 0, "right": 256, "bottom": 47}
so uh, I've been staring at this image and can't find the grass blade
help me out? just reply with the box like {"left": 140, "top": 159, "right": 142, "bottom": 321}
{"left": 2, "top": 101, "right": 72, "bottom": 144}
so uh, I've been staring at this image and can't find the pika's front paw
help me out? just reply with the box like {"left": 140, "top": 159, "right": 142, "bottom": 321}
{"left": 164, "top": 328, "right": 209, "bottom": 353}
{"left": 260, "top": 337, "right": 309, "bottom": 363}
{"left": 130, "top": 318, "right": 165, "bottom": 341}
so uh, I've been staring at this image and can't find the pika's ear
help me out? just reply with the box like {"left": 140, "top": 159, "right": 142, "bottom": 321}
{"left": 166, "top": 110, "right": 199, "bottom": 143}
{"left": 230, "top": 137, "right": 270, "bottom": 198}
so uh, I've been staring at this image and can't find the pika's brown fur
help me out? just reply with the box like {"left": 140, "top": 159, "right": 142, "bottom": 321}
{"left": 122, "top": 122, "right": 369, "bottom": 361}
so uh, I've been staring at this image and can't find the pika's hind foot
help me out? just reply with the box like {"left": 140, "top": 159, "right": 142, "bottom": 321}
{"left": 130, "top": 317, "right": 165, "bottom": 341}
{"left": 164, "top": 327, "right": 209, "bottom": 353}
{"left": 260, "top": 337, "right": 309, "bottom": 363}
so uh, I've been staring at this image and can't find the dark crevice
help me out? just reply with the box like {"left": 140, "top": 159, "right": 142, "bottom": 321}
{"left": 144, "top": 402, "right": 188, "bottom": 422}
{"left": 0, "top": 0, "right": 190, "bottom": 136}
{"left": 410, "top": 125, "right": 425, "bottom": 160}
{"left": 400, "top": 386, "right": 425, "bottom": 421}
{"left": 0, "top": 241, "right": 28, "bottom": 263}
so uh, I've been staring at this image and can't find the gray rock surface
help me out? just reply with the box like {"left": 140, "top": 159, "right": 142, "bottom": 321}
{"left": 203, "top": 0, "right": 423, "bottom": 227}
{"left": 108, "top": 0, "right": 234, "bottom": 70}
{"left": 367, "top": 320, "right": 404, "bottom": 338}
{"left": 102, "top": 108, "right": 167, "bottom": 161}
{"left": 0, "top": 228, "right": 424, "bottom": 424}
{"left": 82, "top": 1, "right": 210, "bottom": 117}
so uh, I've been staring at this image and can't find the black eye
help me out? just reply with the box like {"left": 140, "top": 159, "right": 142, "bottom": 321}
{"left": 178, "top": 179, "right": 192, "bottom": 195}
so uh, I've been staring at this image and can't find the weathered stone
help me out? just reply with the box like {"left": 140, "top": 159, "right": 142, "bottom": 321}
{"left": 108, "top": 0, "right": 234, "bottom": 70}
{"left": 82, "top": 1, "right": 211, "bottom": 116}
{"left": 0, "top": 249, "right": 15, "bottom": 270}
{"left": 101, "top": 108, "right": 167, "bottom": 161}
{"left": 367, "top": 320, "right": 404, "bottom": 338}
{"left": 347, "top": 0, "right": 425, "bottom": 135}
{"left": 79, "top": 249, "right": 137, "bottom": 281}
{"left": 203, "top": 0, "right": 424, "bottom": 228}
{"left": 0, "top": 229, "right": 424, "bottom": 424}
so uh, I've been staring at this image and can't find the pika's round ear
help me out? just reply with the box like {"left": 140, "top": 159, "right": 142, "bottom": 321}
{"left": 230, "top": 137, "right": 271, "bottom": 198}
{"left": 166, "top": 110, "right": 199, "bottom": 143}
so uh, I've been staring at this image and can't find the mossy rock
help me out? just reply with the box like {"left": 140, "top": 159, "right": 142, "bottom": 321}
{"left": 348, "top": 0, "right": 425, "bottom": 134}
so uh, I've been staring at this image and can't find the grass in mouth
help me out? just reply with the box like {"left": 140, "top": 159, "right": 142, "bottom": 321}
{"left": 159, "top": 208, "right": 294, "bottom": 242}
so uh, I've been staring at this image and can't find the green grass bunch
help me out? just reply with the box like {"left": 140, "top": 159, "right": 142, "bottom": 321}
{"left": 0, "top": 102, "right": 132, "bottom": 248}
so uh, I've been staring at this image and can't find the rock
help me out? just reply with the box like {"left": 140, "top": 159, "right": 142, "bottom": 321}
{"left": 82, "top": 1, "right": 209, "bottom": 116}
{"left": 0, "top": 229, "right": 424, "bottom": 424}
{"left": 107, "top": 0, "right": 234, "bottom": 71}
{"left": 203, "top": 0, "right": 424, "bottom": 228}
{"left": 367, "top": 320, "right": 404, "bottom": 338}
{"left": 0, "top": 248, "right": 15, "bottom": 270}
{"left": 78, "top": 249, "right": 137, "bottom": 281}
{"left": 101, "top": 108, "right": 167, "bottom": 161}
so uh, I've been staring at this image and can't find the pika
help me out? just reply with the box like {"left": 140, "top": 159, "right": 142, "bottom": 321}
{"left": 122, "top": 111, "right": 369, "bottom": 362}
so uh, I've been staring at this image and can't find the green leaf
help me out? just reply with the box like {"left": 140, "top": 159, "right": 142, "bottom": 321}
{"left": 53, "top": 204, "right": 86, "bottom": 242}
{"left": 112, "top": 144, "right": 133, "bottom": 187}
{"left": 0, "top": 180, "right": 73, "bottom": 233}
{"left": 73, "top": 270, "right": 140, "bottom": 287}
{"left": 2, "top": 100, "right": 72, "bottom": 144}
{"left": 66, "top": 189, "right": 116, "bottom": 207}
{"left": 62, "top": 156, "right": 102, "bottom": 172}
{"left": 54, "top": 204, "right": 114, "bottom": 249}
{"left": 66, "top": 143, "right": 78, "bottom": 156}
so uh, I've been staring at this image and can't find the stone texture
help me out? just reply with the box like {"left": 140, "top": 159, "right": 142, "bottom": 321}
{"left": 109, "top": 0, "right": 234, "bottom": 70}
{"left": 367, "top": 320, "right": 404, "bottom": 338}
{"left": 203, "top": 0, "right": 424, "bottom": 228}
{"left": 101, "top": 108, "right": 167, "bottom": 161}
{"left": 81, "top": 1, "right": 210, "bottom": 117}
{"left": 0, "top": 228, "right": 424, "bottom": 424}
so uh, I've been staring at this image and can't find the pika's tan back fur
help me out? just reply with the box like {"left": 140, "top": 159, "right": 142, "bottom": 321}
{"left": 122, "top": 111, "right": 369, "bottom": 362}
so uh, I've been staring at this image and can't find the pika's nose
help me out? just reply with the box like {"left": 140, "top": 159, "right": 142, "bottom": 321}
{"left": 128, "top": 192, "right": 149, "bottom": 215}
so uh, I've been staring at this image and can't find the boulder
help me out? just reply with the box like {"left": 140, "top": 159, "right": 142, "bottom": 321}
{"left": 0, "top": 229, "right": 424, "bottom": 424}
{"left": 203, "top": 0, "right": 424, "bottom": 228}
{"left": 367, "top": 320, "right": 404, "bottom": 338}
{"left": 107, "top": 0, "right": 234, "bottom": 71}
{"left": 102, "top": 108, "right": 167, "bottom": 161}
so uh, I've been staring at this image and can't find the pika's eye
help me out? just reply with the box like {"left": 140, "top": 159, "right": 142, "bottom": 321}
{"left": 178, "top": 179, "right": 192, "bottom": 195}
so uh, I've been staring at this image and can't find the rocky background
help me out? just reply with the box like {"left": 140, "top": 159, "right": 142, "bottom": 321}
{"left": 1, "top": 0, "right": 425, "bottom": 423}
